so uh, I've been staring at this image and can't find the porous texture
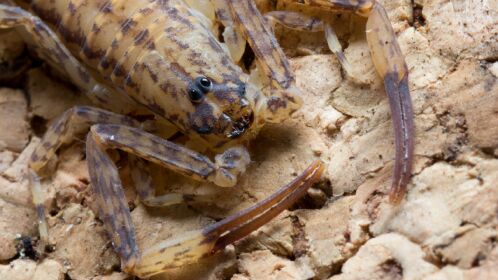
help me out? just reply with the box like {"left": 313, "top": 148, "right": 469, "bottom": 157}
{"left": 0, "top": 0, "right": 497, "bottom": 279}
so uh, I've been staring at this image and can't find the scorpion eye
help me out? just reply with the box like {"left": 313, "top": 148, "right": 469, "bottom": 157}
{"left": 188, "top": 86, "right": 204, "bottom": 102}
{"left": 195, "top": 76, "right": 212, "bottom": 93}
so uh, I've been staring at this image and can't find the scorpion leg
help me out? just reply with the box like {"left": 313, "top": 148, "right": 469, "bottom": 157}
{"left": 28, "top": 105, "right": 248, "bottom": 245}
{"left": 0, "top": 4, "right": 139, "bottom": 113}
{"left": 264, "top": 11, "right": 354, "bottom": 78}
{"left": 211, "top": 0, "right": 246, "bottom": 62}
{"left": 0, "top": 4, "right": 91, "bottom": 91}
{"left": 128, "top": 155, "right": 185, "bottom": 207}
{"left": 28, "top": 106, "right": 140, "bottom": 244}
{"left": 272, "top": 1, "right": 414, "bottom": 203}
{"left": 226, "top": 0, "right": 303, "bottom": 123}
{"left": 87, "top": 124, "right": 323, "bottom": 277}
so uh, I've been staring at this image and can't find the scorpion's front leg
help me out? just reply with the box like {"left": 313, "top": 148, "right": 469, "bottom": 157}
{"left": 87, "top": 124, "right": 324, "bottom": 277}
{"left": 28, "top": 106, "right": 141, "bottom": 244}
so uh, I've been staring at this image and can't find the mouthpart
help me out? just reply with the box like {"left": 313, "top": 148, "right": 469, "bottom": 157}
{"left": 227, "top": 111, "right": 254, "bottom": 139}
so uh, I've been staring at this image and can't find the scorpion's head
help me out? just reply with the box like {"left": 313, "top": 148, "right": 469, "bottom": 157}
{"left": 135, "top": 12, "right": 283, "bottom": 149}
{"left": 179, "top": 70, "right": 302, "bottom": 149}
{"left": 181, "top": 73, "right": 262, "bottom": 148}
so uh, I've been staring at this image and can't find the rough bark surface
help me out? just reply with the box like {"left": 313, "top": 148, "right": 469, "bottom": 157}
{"left": 0, "top": 0, "right": 497, "bottom": 279}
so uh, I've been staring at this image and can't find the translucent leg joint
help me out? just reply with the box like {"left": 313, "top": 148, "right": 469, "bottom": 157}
{"left": 28, "top": 170, "right": 49, "bottom": 245}
{"left": 211, "top": 146, "right": 251, "bottom": 187}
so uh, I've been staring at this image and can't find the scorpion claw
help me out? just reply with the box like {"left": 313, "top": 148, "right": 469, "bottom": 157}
{"left": 365, "top": 3, "right": 414, "bottom": 204}
{"left": 206, "top": 160, "right": 324, "bottom": 253}
{"left": 384, "top": 73, "right": 414, "bottom": 204}
{"left": 133, "top": 160, "right": 324, "bottom": 278}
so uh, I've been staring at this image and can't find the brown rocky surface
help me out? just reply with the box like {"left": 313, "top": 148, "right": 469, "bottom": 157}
{"left": 0, "top": 0, "right": 497, "bottom": 279}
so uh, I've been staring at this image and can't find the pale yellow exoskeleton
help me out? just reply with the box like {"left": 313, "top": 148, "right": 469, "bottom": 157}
{"left": 0, "top": 0, "right": 412, "bottom": 277}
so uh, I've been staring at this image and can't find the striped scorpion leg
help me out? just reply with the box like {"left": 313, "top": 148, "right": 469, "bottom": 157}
{"left": 211, "top": 0, "right": 246, "bottom": 63}
{"left": 0, "top": 4, "right": 92, "bottom": 91}
{"left": 87, "top": 124, "right": 324, "bottom": 277}
{"left": 27, "top": 106, "right": 140, "bottom": 245}
{"left": 226, "top": 0, "right": 303, "bottom": 123}
{"left": 0, "top": 4, "right": 139, "bottom": 113}
{"left": 240, "top": 0, "right": 414, "bottom": 203}
{"left": 128, "top": 155, "right": 185, "bottom": 207}
{"left": 27, "top": 105, "right": 247, "bottom": 246}
{"left": 127, "top": 152, "right": 233, "bottom": 208}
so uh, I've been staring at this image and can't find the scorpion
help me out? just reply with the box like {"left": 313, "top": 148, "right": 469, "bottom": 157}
{"left": 0, "top": 0, "right": 413, "bottom": 277}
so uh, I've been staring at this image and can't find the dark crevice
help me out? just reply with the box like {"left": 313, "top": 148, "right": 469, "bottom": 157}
{"left": 30, "top": 115, "right": 48, "bottom": 137}
{"left": 481, "top": 147, "right": 497, "bottom": 158}
{"left": 289, "top": 179, "right": 332, "bottom": 210}
{"left": 483, "top": 57, "right": 498, "bottom": 63}
{"left": 380, "top": 259, "right": 403, "bottom": 280}
{"left": 48, "top": 207, "right": 60, "bottom": 217}
{"left": 241, "top": 42, "right": 256, "bottom": 71}
{"left": 411, "top": 1, "right": 426, "bottom": 28}
{"left": 0, "top": 49, "right": 31, "bottom": 87}
{"left": 78, "top": 177, "right": 90, "bottom": 185}
{"left": 217, "top": 23, "right": 226, "bottom": 43}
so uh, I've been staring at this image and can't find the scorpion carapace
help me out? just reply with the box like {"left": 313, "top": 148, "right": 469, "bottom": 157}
{"left": 16, "top": 0, "right": 265, "bottom": 148}
{"left": 1, "top": 0, "right": 413, "bottom": 277}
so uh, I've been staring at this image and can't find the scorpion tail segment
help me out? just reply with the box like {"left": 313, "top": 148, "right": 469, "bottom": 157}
{"left": 133, "top": 161, "right": 323, "bottom": 278}
{"left": 365, "top": 3, "right": 414, "bottom": 204}
{"left": 206, "top": 160, "right": 324, "bottom": 253}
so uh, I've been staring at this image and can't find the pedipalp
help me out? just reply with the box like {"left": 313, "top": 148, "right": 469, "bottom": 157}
{"left": 226, "top": 0, "right": 414, "bottom": 203}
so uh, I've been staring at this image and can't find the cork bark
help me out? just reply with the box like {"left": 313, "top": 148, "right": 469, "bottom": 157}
{"left": 0, "top": 1, "right": 497, "bottom": 279}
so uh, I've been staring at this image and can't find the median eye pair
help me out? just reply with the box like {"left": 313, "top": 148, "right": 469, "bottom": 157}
{"left": 188, "top": 76, "right": 212, "bottom": 102}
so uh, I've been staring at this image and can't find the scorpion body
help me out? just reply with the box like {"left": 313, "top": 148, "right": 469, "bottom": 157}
{"left": 0, "top": 0, "right": 414, "bottom": 277}
{"left": 18, "top": 0, "right": 265, "bottom": 147}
